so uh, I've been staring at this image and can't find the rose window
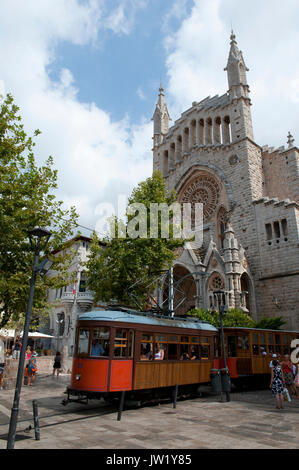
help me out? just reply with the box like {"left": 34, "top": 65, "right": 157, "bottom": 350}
{"left": 179, "top": 173, "right": 220, "bottom": 222}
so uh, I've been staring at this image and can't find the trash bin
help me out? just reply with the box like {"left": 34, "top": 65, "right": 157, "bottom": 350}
{"left": 210, "top": 369, "right": 222, "bottom": 393}
{"left": 220, "top": 368, "right": 231, "bottom": 393}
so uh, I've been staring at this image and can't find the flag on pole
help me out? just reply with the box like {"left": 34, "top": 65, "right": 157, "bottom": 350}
{"left": 73, "top": 280, "right": 76, "bottom": 294}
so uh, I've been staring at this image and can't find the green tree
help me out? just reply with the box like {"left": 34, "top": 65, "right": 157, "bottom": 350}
{"left": 188, "top": 307, "right": 256, "bottom": 328}
{"left": 86, "top": 171, "right": 184, "bottom": 309}
{"left": 255, "top": 316, "right": 286, "bottom": 330}
{"left": 0, "top": 94, "right": 78, "bottom": 328}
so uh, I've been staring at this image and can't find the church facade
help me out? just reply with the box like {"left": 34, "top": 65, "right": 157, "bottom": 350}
{"left": 152, "top": 32, "right": 299, "bottom": 330}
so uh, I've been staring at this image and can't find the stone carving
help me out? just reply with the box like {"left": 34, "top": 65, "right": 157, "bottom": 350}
{"left": 229, "top": 154, "right": 240, "bottom": 165}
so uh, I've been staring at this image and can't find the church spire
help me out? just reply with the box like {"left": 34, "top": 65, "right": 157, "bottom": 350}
{"left": 224, "top": 30, "right": 250, "bottom": 100}
{"left": 152, "top": 84, "right": 171, "bottom": 147}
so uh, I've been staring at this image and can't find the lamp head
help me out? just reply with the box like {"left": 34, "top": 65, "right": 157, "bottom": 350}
{"left": 28, "top": 227, "right": 52, "bottom": 251}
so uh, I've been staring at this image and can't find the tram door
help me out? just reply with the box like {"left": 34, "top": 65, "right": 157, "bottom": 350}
{"left": 109, "top": 328, "right": 134, "bottom": 392}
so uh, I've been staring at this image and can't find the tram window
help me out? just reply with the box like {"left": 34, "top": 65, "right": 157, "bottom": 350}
{"left": 168, "top": 335, "right": 179, "bottom": 343}
{"left": 252, "top": 333, "right": 259, "bottom": 355}
{"left": 78, "top": 328, "right": 90, "bottom": 355}
{"left": 260, "top": 333, "right": 265, "bottom": 344}
{"left": 180, "top": 344, "right": 189, "bottom": 360}
{"left": 237, "top": 336, "right": 249, "bottom": 350}
{"left": 140, "top": 342, "right": 153, "bottom": 360}
{"left": 200, "top": 345, "right": 210, "bottom": 358}
{"left": 190, "top": 345, "right": 199, "bottom": 360}
{"left": 156, "top": 335, "right": 167, "bottom": 342}
{"left": 275, "top": 334, "right": 281, "bottom": 346}
{"left": 168, "top": 343, "right": 178, "bottom": 360}
{"left": 114, "top": 329, "right": 128, "bottom": 357}
{"left": 268, "top": 340, "right": 275, "bottom": 353}
{"left": 180, "top": 336, "right": 189, "bottom": 343}
{"left": 260, "top": 345, "right": 267, "bottom": 355}
{"left": 191, "top": 337, "right": 200, "bottom": 343}
{"left": 154, "top": 343, "right": 166, "bottom": 360}
{"left": 142, "top": 334, "right": 153, "bottom": 342}
{"left": 200, "top": 337, "right": 209, "bottom": 343}
{"left": 282, "top": 335, "right": 288, "bottom": 345}
{"left": 92, "top": 327, "right": 110, "bottom": 357}
{"left": 227, "top": 336, "right": 236, "bottom": 357}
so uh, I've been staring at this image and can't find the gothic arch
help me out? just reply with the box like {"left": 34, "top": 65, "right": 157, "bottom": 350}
{"left": 162, "top": 264, "right": 197, "bottom": 316}
{"left": 240, "top": 271, "right": 254, "bottom": 314}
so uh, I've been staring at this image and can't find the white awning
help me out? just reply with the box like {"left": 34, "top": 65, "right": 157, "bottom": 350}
{"left": 26, "top": 332, "right": 54, "bottom": 339}
{"left": 0, "top": 329, "right": 54, "bottom": 339}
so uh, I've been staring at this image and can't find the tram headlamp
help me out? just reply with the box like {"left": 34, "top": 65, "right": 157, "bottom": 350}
{"left": 76, "top": 374, "right": 81, "bottom": 381}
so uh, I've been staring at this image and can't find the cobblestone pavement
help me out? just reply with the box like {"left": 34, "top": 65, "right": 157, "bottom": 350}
{"left": 0, "top": 374, "right": 298, "bottom": 449}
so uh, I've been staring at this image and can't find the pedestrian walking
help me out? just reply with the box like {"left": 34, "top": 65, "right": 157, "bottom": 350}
{"left": 26, "top": 346, "right": 32, "bottom": 360}
{"left": 53, "top": 351, "right": 61, "bottom": 378}
{"left": 281, "top": 354, "right": 298, "bottom": 399}
{"left": 27, "top": 353, "right": 37, "bottom": 386}
{"left": 270, "top": 359, "right": 285, "bottom": 409}
{"left": 12, "top": 336, "right": 22, "bottom": 359}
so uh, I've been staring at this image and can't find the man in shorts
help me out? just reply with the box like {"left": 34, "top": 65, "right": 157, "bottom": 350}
{"left": 0, "top": 335, "right": 6, "bottom": 390}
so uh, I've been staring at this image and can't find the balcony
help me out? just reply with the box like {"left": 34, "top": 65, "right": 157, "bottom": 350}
{"left": 77, "top": 291, "right": 94, "bottom": 311}
{"left": 61, "top": 292, "right": 75, "bottom": 306}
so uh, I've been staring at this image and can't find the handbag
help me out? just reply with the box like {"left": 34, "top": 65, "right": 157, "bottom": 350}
{"left": 283, "top": 388, "right": 291, "bottom": 402}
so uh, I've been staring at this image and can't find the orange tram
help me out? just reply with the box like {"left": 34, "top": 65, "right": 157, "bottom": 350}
{"left": 65, "top": 308, "right": 299, "bottom": 404}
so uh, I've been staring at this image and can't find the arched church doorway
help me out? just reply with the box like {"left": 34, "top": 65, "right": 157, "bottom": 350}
{"left": 163, "top": 265, "right": 197, "bottom": 316}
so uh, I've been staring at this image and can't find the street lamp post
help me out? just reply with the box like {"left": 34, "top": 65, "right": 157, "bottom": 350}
{"left": 214, "top": 290, "right": 231, "bottom": 403}
{"left": 7, "top": 227, "right": 52, "bottom": 449}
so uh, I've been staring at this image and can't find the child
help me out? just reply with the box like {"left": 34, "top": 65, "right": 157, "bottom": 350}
{"left": 27, "top": 353, "right": 37, "bottom": 386}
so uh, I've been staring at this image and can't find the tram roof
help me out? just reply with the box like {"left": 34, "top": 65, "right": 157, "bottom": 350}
{"left": 78, "top": 309, "right": 218, "bottom": 332}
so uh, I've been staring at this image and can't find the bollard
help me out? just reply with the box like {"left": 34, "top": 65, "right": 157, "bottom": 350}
{"left": 117, "top": 391, "right": 125, "bottom": 421}
{"left": 32, "top": 400, "right": 40, "bottom": 440}
{"left": 173, "top": 384, "right": 178, "bottom": 409}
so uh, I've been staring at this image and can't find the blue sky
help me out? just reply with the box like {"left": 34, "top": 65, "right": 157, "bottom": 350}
{"left": 0, "top": 0, "right": 298, "bottom": 236}
{"left": 48, "top": 0, "right": 191, "bottom": 124}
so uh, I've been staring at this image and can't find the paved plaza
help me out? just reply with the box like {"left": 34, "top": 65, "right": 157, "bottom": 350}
{"left": 0, "top": 374, "right": 298, "bottom": 450}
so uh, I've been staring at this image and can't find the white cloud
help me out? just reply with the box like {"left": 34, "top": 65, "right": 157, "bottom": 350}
{"left": 104, "top": 0, "right": 148, "bottom": 35}
{"left": 0, "top": 0, "right": 152, "bottom": 234}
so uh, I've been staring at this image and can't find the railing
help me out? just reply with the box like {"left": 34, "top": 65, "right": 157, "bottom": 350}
{"left": 61, "top": 292, "right": 75, "bottom": 304}
{"left": 77, "top": 292, "right": 94, "bottom": 310}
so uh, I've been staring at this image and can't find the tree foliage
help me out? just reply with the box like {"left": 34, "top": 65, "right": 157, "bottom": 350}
{"left": 188, "top": 307, "right": 256, "bottom": 328}
{"left": 255, "top": 316, "right": 286, "bottom": 330}
{"left": 0, "top": 94, "right": 79, "bottom": 328}
{"left": 86, "top": 171, "right": 184, "bottom": 309}
{"left": 188, "top": 307, "right": 286, "bottom": 330}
